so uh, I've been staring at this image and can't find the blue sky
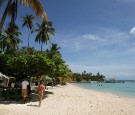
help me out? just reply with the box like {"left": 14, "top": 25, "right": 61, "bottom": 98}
{"left": 1, "top": 0, "right": 135, "bottom": 80}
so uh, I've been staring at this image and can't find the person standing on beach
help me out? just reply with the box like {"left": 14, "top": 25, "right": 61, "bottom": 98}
{"left": 38, "top": 81, "right": 45, "bottom": 107}
{"left": 21, "top": 78, "right": 29, "bottom": 104}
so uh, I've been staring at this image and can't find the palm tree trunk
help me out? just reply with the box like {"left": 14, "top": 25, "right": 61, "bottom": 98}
{"left": 28, "top": 30, "right": 31, "bottom": 48}
{"left": 41, "top": 42, "right": 43, "bottom": 51}
{"left": 0, "top": 0, "right": 12, "bottom": 31}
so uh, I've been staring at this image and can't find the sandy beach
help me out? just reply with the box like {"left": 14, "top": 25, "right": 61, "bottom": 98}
{"left": 0, "top": 84, "right": 135, "bottom": 115}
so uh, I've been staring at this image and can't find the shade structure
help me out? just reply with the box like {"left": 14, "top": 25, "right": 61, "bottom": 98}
{"left": 45, "top": 76, "right": 52, "bottom": 80}
{"left": 0, "top": 72, "right": 9, "bottom": 79}
{"left": 0, "top": 72, "right": 9, "bottom": 87}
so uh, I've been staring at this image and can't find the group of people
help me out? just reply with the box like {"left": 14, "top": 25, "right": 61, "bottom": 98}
{"left": 21, "top": 78, "right": 45, "bottom": 107}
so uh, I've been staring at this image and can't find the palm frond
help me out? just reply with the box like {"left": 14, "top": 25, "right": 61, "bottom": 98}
{"left": 0, "top": 0, "right": 4, "bottom": 7}
{"left": 36, "top": 22, "right": 41, "bottom": 28}
{"left": 22, "top": 14, "right": 35, "bottom": 30}
{"left": 35, "top": 33, "right": 41, "bottom": 43}
{"left": 21, "top": 0, "right": 48, "bottom": 21}
{"left": 31, "top": 29, "right": 39, "bottom": 33}
{"left": 8, "top": 1, "right": 18, "bottom": 29}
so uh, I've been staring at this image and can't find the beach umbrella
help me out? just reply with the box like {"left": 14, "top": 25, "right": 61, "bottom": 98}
{"left": 0, "top": 72, "right": 9, "bottom": 79}
{"left": 0, "top": 72, "right": 9, "bottom": 87}
{"left": 45, "top": 76, "right": 52, "bottom": 80}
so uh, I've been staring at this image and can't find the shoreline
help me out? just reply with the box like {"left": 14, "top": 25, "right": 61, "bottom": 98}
{"left": 73, "top": 83, "right": 135, "bottom": 99}
{"left": 73, "top": 82, "right": 135, "bottom": 99}
{"left": 0, "top": 83, "right": 135, "bottom": 115}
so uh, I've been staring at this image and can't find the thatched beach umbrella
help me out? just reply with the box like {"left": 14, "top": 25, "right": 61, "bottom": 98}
{"left": 45, "top": 76, "right": 52, "bottom": 81}
{"left": 0, "top": 72, "right": 9, "bottom": 87}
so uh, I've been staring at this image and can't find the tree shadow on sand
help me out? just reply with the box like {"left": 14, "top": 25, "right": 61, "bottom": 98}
{"left": 26, "top": 90, "right": 54, "bottom": 107}
{"left": 0, "top": 89, "right": 54, "bottom": 105}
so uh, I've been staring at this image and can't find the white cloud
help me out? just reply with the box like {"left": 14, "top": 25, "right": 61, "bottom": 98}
{"left": 55, "top": 28, "right": 135, "bottom": 80}
{"left": 54, "top": 34, "right": 85, "bottom": 52}
{"left": 82, "top": 34, "right": 101, "bottom": 41}
{"left": 55, "top": 28, "right": 131, "bottom": 54}
{"left": 82, "top": 31, "right": 129, "bottom": 44}
{"left": 130, "top": 26, "right": 135, "bottom": 36}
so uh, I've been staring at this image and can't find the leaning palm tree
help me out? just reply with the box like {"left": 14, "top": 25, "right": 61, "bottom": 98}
{"left": 22, "top": 14, "right": 34, "bottom": 48}
{"left": 33, "top": 21, "right": 55, "bottom": 51}
{"left": 0, "top": 0, "right": 48, "bottom": 31}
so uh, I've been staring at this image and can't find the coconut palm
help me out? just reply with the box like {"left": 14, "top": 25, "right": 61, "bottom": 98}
{"left": 22, "top": 14, "right": 34, "bottom": 48}
{"left": 8, "top": 24, "right": 23, "bottom": 49}
{"left": 0, "top": 23, "right": 22, "bottom": 50}
{"left": 0, "top": 31, "right": 8, "bottom": 51}
{"left": 0, "top": 0, "right": 48, "bottom": 31}
{"left": 45, "top": 43, "right": 61, "bottom": 59}
{"left": 47, "top": 43, "right": 61, "bottom": 58}
{"left": 50, "top": 43, "right": 61, "bottom": 54}
{"left": 33, "top": 21, "right": 55, "bottom": 51}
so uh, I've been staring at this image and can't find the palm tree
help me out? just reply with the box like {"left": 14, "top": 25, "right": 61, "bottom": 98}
{"left": 33, "top": 21, "right": 55, "bottom": 51}
{"left": 0, "top": 31, "right": 8, "bottom": 51}
{"left": 8, "top": 23, "right": 23, "bottom": 49}
{"left": 0, "top": 23, "right": 22, "bottom": 51}
{"left": 50, "top": 43, "right": 61, "bottom": 53}
{"left": 0, "top": 0, "right": 48, "bottom": 31}
{"left": 47, "top": 43, "right": 61, "bottom": 58}
{"left": 22, "top": 14, "right": 34, "bottom": 48}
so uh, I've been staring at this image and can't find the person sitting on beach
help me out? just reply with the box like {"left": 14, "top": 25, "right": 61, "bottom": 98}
{"left": 21, "top": 78, "right": 29, "bottom": 104}
{"left": 38, "top": 81, "right": 45, "bottom": 107}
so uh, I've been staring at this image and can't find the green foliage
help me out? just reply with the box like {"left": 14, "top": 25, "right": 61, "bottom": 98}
{"left": 0, "top": 12, "right": 71, "bottom": 84}
{"left": 0, "top": 23, "right": 22, "bottom": 51}
{"left": 72, "top": 70, "right": 105, "bottom": 82}
{"left": 22, "top": 14, "right": 35, "bottom": 47}
{"left": 0, "top": 54, "right": 10, "bottom": 73}
{"left": 0, "top": 47, "right": 70, "bottom": 82}
{"left": 33, "top": 21, "right": 55, "bottom": 51}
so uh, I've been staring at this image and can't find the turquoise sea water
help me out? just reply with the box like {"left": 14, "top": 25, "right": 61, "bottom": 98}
{"left": 74, "top": 82, "right": 135, "bottom": 98}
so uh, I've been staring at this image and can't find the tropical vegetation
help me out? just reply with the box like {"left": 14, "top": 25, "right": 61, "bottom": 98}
{"left": 22, "top": 14, "right": 35, "bottom": 48}
{"left": 72, "top": 71, "right": 105, "bottom": 82}
{"left": 0, "top": 47, "right": 70, "bottom": 83}
{"left": 0, "top": 4, "right": 69, "bottom": 84}
{"left": 0, "top": 1, "right": 106, "bottom": 85}
{"left": 33, "top": 21, "right": 55, "bottom": 51}
{"left": 0, "top": 0, "right": 47, "bottom": 31}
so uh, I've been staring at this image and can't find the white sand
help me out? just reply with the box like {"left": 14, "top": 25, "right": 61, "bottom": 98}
{"left": 0, "top": 84, "right": 135, "bottom": 115}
